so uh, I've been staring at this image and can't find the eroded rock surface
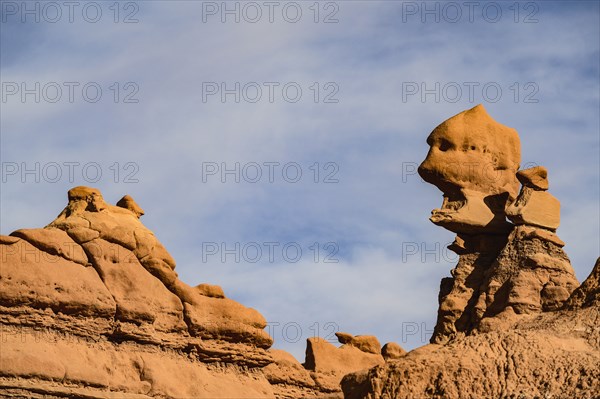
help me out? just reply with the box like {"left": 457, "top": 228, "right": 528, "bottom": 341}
{"left": 342, "top": 259, "right": 600, "bottom": 399}
{"left": 0, "top": 187, "right": 279, "bottom": 398}
{"left": 342, "top": 106, "right": 599, "bottom": 398}
{"left": 304, "top": 337, "right": 384, "bottom": 393}
{"left": 418, "top": 104, "right": 521, "bottom": 234}
{"left": 0, "top": 186, "right": 387, "bottom": 398}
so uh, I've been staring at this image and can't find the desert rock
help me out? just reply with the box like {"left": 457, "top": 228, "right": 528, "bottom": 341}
{"left": 381, "top": 342, "right": 406, "bottom": 360}
{"left": 116, "top": 194, "right": 145, "bottom": 218}
{"left": 343, "top": 106, "right": 598, "bottom": 399}
{"left": 507, "top": 166, "right": 560, "bottom": 230}
{"left": 418, "top": 104, "right": 521, "bottom": 234}
{"left": 516, "top": 165, "right": 549, "bottom": 190}
{"left": 304, "top": 337, "right": 384, "bottom": 392}
{"left": 335, "top": 333, "right": 381, "bottom": 354}
{"left": 0, "top": 187, "right": 280, "bottom": 398}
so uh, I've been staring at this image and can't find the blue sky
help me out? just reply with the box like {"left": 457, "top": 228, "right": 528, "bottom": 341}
{"left": 1, "top": 1, "right": 599, "bottom": 360}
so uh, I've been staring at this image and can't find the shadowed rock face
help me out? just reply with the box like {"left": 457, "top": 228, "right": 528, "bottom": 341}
{"left": 418, "top": 104, "right": 521, "bottom": 235}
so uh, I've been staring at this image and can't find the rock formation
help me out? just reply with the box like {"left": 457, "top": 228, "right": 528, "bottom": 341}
{"left": 0, "top": 186, "right": 276, "bottom": 397}
{"left": 1, "top": 106, "right": 598, "bottom": 398}
{"left": 264, "top": 332, "right": 402, "bottom": 397}
{"left": 342, "top": 105, "right": 600, "bottom": 398}
{"left": 418, "top": 104, "right": 521, "bottom": 235}
{"left": 417, "top": 105, "right": 580, "bottom": 343}
{"left": 0, "top": 186, "right": 386, "bottom": 398}
{"left": 342, "top": 260, "right": 600, "bottom": 398}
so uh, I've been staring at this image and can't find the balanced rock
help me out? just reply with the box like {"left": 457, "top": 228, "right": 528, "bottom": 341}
{"left": 507, "top": 167, "right": 560, "bottom": 231}
{"left": 516, "top": 165, "right": 549, "bottom": 190}
{"left": 416, "top": 108, "right": 579, "bottom": 344}
{"left": 342, "top": 107, "right": 599, "bottom": 399}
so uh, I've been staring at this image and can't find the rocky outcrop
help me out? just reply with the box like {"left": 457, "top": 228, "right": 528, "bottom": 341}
{"left": 0, "top": 186, "right": 277, "bottom": 397}
{"left": 342, "top": 259, "right": 600, "bottom": 398}
{"left": 507, "top": 166, "right": 561, "bottom": 231}
{"left": 0, "top": 107, "right": 596, "bottom": 399}
{"left": 262, "top": 332, "right": 400, "bottom": 398}
{"left": 432, "top": 223, "right": 579, "bottom": 343}
{"left": 568, "top": 257, "right": 600, "bottom": 309}
{"left": 418, "top": 105, "right": 579, "bottom": 344}
{"left": 303, "top": 337, "right": 384, "bottom": 393}
{"left": 0, "top": 186, "right": 393, "bottom": 398}
{"left": 342, "top": 105, "right": 600, "bottom": 398}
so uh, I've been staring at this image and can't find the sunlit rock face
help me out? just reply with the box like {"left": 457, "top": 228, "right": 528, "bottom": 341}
{"left": 418, "top": 104, "right": 521, "bottom": 234}
{"left": 416, "top": 106, "right": 577, "bottom": 344}
{"left": 341, "top": 107, "right": 599, "bottom": 399}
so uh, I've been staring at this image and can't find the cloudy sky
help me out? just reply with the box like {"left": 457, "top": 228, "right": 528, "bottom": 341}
{"left": 1, "top": 1, "right": 598, "bottom": 360}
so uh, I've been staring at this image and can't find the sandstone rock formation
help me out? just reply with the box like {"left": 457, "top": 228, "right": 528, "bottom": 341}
{"left": 416, "top": 105, "right": 580, "bottom": 344}
{"left": 0, "top": 186, "right": 385, "bottom": 398}
{"left": 418, "top": 104, "right": 521, "bottom": 235}
{"left": 381, "top": 342, "right": 406, "bottom": 361}
{"left": 303, "top": 336, "right": 384, "bottom": 392}
{"left": 342, "top": 258, "right": 600, "bottom": 398}
{"left": 342, "top": 105, "right": 600, "bottom": 398}
{"left": 506, "top": 166, "right": 560, "bottom": 231}
{"left": 0, "top": 107, "right": 596, "bottom": 399}
{"left": 1, "top": 186, "right": 276, "bottom": 397}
